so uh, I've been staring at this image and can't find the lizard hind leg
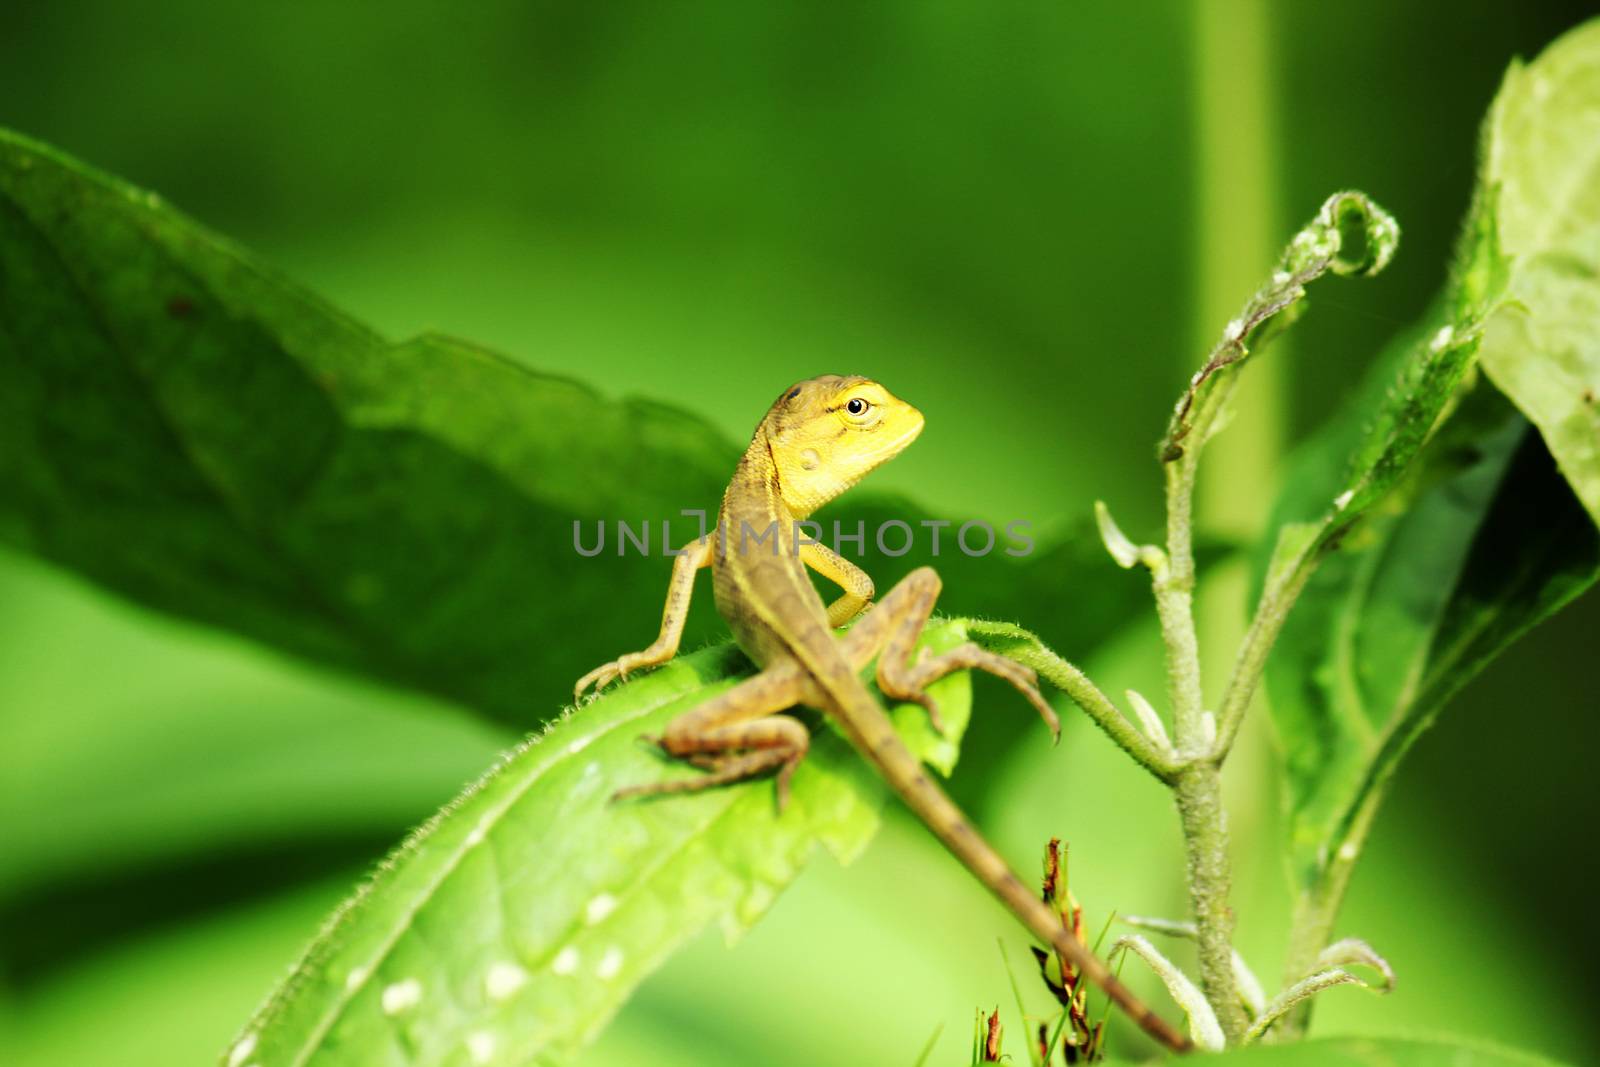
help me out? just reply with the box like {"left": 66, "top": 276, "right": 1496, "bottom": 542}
{"left": 611, "top": 663, "right": 813, "bottom": 811}
{"left": 847, "top": 566, "right": 1060, "bottom": 741}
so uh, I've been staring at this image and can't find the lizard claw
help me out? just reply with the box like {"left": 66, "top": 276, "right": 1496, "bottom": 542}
{"left": 894, "top": 687, "right": 946, "bottom": 735}
{"left": 575, "top": 652, "right": 654, "bottom": 702}
{"left": 988, "top": 660, "right": 1059, "bottom": 743}
{"left": 1026, "top": 684, "right": 1061, "bottom": 744}
{"left": 774, "top": 755, "right": 806, "bottom": 815}
{"left": 574, "top": 662, "right": 618, "bottom": 702}
{"left": 1016, "top": 669, "right": 1061, "bottom": 742}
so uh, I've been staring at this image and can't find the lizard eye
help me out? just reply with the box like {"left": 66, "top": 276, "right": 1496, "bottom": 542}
{"left": 845, "top": 397, "right": 870, "bottom": 416}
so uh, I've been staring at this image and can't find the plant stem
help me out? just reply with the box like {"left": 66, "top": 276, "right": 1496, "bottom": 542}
{"left": 1173, "top": 763, "right": 1249, "bottom": 1043}
{"left": 1014, "top": 641, "right": 1183, "bottom": 781}
{"left": 1215, "top": 554, "right": 1316, "bottom": 756}
{"left": 1156, "top": 454, "right": 1206, "bottom": 746}
{"left": 1155, "top": 448, "right": 1248, "bottom": 1044}
{"left": 966, "top": 619, "right": 1182, "bottom": 781}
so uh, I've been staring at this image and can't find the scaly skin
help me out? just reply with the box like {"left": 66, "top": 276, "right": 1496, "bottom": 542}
{"left": 577, "top": 376, "right": 1192, "bottom": 1054}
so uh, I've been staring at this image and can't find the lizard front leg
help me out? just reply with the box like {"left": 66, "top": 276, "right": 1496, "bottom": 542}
{"left": 612, "top": 661, "right": 813, "bottom": 810}
{"left": 841, "top": 566, "right": 1059, "bottom": 739}
{"left": 799, "top": 540, "right": 874, "bottom": 628}
{"left": 575, "top": 537, "right": 712, "bottom": 700}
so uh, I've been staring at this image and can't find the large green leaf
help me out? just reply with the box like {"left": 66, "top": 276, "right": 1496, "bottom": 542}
{"left": 1260, "top": 19, "right": 1600, "bottom": 894}
{"left": 1269, "top": 384, "right": 1597, "bottom": 888}
{"left": 1478, "top": 19, "right": 1600, "bottom": 525}
{"left": 227, "top": 621, "right": 971, "bottom": 1067}
{"left": 0, "top": 127, "right": 1147, "bottom": 730}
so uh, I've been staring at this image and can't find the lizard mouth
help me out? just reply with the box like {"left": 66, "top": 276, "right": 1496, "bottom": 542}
{"left": 887, "top": 410, "right": 926, "bottom": 451}
{"left": 862, "top": 409, "right": 925, "bottom": 467}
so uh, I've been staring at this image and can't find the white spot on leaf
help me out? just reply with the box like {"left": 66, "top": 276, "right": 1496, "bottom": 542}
{"left": 345, "top": 965, "right": 370, "bottom": 991}
{"left": 227, "top": 1033, "right": 258, "bottom": 1067}
{"left": 1334, "top": 489, "right": 1354, "bottom": 510}
{"left": 485, "top": 960, "right": 527, "bottom": 1001}
{"left": 585, "top": 893, "right": 618, "bottom": 924}
{"left": 596, "top": 947, "right": 624, "bottom": 981}
{"left": 551, "top": 947, "right": 579, "bottom": 976}
{"left": 381, "top": 978, "right": 422, "bottom": 1016}
{"left": 466, "top": 1031, "right": 496, "bottom": 1064}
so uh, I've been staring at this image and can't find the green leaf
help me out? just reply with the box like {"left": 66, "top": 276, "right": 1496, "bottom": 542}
{"left": 1101, "top": 1035, "right": 1565, "bottom": 1067}
{"left": 1478, "top": 18, "right": 1600, "bottom": 526}
{"left": 227, "top": 621, "right": 971, "bottom": 1067}
{"left": 1270, "top": 384, "right": 1598, "bottom": 891}
{"left": 1259, "top": 22, "right": 1600, "bottom": 894}
{"left": 0, "top": 127, "right": 1148, "bottom": 731}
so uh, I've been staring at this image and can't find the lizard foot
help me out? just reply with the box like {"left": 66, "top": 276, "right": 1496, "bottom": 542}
{"left": 574, "top": 651, "right": 661, "bottom": 702}
{"left": 611, "top": 748, "right": 797, "bottom": 806}
{"left": 880, "top": 642, "right": 1059, "bottom": 742}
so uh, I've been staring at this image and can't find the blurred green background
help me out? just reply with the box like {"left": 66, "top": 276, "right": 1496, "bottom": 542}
{"left": 2, "top": 2, "right": 1596, "bottom": 1064}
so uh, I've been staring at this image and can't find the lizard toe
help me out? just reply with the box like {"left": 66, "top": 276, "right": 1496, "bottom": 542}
{"left": 574, "top": 664, "right": 615, "bottom": 701}
{"left": 912, "top": 690, "right": 946, "bottom": 734}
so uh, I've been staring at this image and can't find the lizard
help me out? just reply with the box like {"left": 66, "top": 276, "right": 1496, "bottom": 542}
{"left": 575, "top": 375, "right": 1192, "bottom": 1053}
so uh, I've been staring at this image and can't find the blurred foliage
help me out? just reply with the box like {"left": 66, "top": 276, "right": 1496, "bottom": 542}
{"left": 1, "top": 3, "right": 1598, "bottom": 1067}
{"left": 0, "top": 126, "right": 1159, "bottom": 732}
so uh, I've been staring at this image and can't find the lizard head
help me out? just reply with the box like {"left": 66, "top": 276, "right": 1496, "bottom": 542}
{"left": 760, "top": 375, "right": 925, "bottom": 518}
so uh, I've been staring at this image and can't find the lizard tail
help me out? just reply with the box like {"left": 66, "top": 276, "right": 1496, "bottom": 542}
{"left": 820, "top": 672, "right": 1195, "bottom": 1053}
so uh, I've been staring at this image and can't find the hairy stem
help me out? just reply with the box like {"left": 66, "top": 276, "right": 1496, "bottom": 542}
{"left": 1174, "top": 764, "right": 1249, "bottom": 1043}
{"left": 1158, "top": 451, "right": 1247, "bottom": 1042}
{"left": 1157, "top": 453, "right": 1206, "bottom": 745}
{"left": 1215, "top": 554, "right": 1317, "bottom": 755}
{"left": 1155, "top": 445, "right": 1247, "bottom": 1044}
{"left": 989, "top": 628, "right": 1182, "bottom": 781}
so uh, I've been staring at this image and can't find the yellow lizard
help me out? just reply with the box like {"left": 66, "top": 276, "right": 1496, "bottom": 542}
{"left": 576, "top": 375, "right": 1191, "bottom": 1053}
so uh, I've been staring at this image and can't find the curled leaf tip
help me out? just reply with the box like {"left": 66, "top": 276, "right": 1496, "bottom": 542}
{"left": 1309, "top": 190, "right": 1401, "bottom": 278}
{"left": 1164, "top": 189, "right": 1400, "bottom": 456}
